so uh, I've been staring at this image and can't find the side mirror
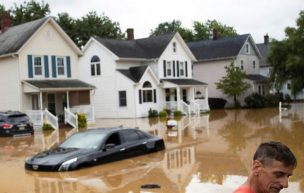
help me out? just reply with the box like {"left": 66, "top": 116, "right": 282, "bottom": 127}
{"left": 105, "top": 143, "right": 115, "bottom": 149}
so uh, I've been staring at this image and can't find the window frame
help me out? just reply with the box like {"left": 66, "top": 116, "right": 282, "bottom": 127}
{"left": 173, "top": 42, "right": 177, "bottom": 53}
{"left": 245, "top": 43, "right": 250, "bottom": 54}
{"left": 142, "top": 81, "right": 154, "bottom": 103}
{"left": 118, "top": 90, "right": 127, "bottom": 107}
{"left": 33, "top": 55, "right": 44, "bottom": 77}
{"left": 179, "top": 61, "right": 185, "bottom": 77}
{"left": 90, "top": 56, "right": 101, "bottom": 77}
{"left": 166, "top": 61, "right": 172, "bottom": 77}
{"left": 56, "top": 56, "right": 66, "bottom": 77}
{"left": 240, "top": 60, "right": 244, "bottom": 70}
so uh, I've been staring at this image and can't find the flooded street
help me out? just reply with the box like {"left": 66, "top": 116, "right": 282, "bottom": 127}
{"left": 0, "top": 103, "right": 303, "bottom": 193}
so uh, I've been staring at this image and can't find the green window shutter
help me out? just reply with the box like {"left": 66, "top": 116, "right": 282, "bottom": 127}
{"left": 173, "top": 61, "right": 176, "bottom": 77}
{"left": 66, "top": 56, "right": 71, "bottom": 78}
{"left": 44, "top": 55, "right": 49, "bottom": 78}
{"left": 139, "top": 89, "right": 142, "bottom": 104}
{"left": 185, "top": 61, "right": 188, "bottom": 77}
{"left": 154, "top": 89, "right": 157, "bottom": 103}
{"left": 177, "top": 61, "right": 180, "bottom": 77}
{"left": 51, "top": 56, "right": 57, "bottom": 78}
{"left": 27, "top": 55, "right": 33, "bottom": 78}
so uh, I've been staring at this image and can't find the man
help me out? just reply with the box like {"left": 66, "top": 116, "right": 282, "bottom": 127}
{"left": 233, "top": 141, "right": 297, "bottom": 193}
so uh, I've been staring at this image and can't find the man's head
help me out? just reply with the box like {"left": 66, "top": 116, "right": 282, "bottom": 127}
{"left": 251, "top": 141, "right": 297, "bottom": 193}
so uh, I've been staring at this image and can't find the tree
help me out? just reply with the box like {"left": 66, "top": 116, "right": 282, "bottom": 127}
{"left": 73, "top": 11, "right": 124, "bottom": 47}
{"left": 268, "top": 11, "right": 304, "bottom": 98}
{"left": 55, "top": 12, "right": 78, "bottom": 44}
{"left": 10, "top": 0, "right": 50, "bottom": 25}
{"left": 0, "top": 4, "right": 6, "bottom": 15}
{"left": 150, "top": 20, "right": 194, "bottom": 41}
{"left": 215, "top": 63, "right": 250, "bottom": 107}
{"left": 193, "top": 20, "right": 237, "bottom": 40}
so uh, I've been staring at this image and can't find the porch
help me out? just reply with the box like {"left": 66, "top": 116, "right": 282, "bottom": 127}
{"left": 22, "top": 79, "right": 96, "bottom": 129}
{"left": 161, "top": 79, "right": 209, "bottom": 115}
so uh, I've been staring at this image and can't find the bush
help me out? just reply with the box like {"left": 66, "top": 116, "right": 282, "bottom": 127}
{"left": 245, "top": 93, "right": 265, "bottom": 108}
{"left": 159, "top": 110, "right": 168, "bottom": 118}
{"left": 173, "top": 110, "right": 183, "bottom": 117}
{"left": 148, "top": 108, "right": 158, "bottom": 118}
{"left": 42, "top": 122, "right": 54, "bottom": 131}
{"left": 78, "top": 113, "right": 87, "bottom": 128}
{"left": 264, "top": 94, "right": 280, "bottom": 107}
{"left": 284, "top": 94, "right": 292, "bottom": 102}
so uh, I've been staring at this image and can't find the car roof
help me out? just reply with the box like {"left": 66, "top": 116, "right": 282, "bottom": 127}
{"left": 82, "top": 127, "right": 139, "bottom": 135}
{"left": 0, "top": 111, "right": 26, "bottom": 117}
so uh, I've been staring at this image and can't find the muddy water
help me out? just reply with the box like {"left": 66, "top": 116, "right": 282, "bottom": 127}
{"left": 0, "top": 103, "right": 304, "bottom": 193}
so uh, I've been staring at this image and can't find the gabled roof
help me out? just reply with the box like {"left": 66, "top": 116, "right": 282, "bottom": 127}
{"left": 117, "top": 66, "right": 149, "bottom": 82}
{"left": 0, "top": 17, "right": 47, "bottom": 56}
{"left": 256, "top": 43, "right": 270, "bottom": 67}
{"left": 23, "top": 79, "right": 95, "bottom": 91}
{"left": 94, "top": 33, "right": 175, "bottom": 59}
{"left": 188, "top": 34, "right": 251, "bottom": 61}
{"left": 0, "top": 17, "right": 82, "bottom": 57}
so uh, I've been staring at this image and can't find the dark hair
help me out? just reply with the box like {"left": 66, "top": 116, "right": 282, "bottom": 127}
{"left": 253, "top": 141, "right": 297, "bottom": 167}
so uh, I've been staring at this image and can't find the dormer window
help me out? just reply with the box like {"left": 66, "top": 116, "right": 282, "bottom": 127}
{"left": 173, "top": 42, "right": 176, "bottom": 53}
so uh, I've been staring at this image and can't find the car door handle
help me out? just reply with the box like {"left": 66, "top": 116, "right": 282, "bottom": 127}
{"left": 120, "top": 148, "right": 126, "bottom": 151}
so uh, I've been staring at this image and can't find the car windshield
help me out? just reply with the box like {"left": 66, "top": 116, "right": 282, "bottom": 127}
{"left": 59, "top": 132, "right": 107, "bottom": 149}
{"left": 7, "top": 115, "right": 29, "bottom": 124}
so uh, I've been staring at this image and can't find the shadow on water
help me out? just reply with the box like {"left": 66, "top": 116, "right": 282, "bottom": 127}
{"left": 0, "top": 103, "right": 304, "bottom": 193}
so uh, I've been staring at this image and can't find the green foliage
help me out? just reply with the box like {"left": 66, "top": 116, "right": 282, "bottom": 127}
{"left": 268, "top": 11, "right": 304, "bottom": 98}
{"left": 77, "top": 113, "right": 87, "bottom": 128}
{"left": 42, "top": 122, "right": 54, "bottom": 131}
{"left": 245, "top": 93, "right": 280, "bottom": 108}
{"left": 158, "top": 110, "right": 168, "bottom": 118}
{"left": 150, "top": 19, "right": 237, "bottom": 42}
{"left": 10, "top": 0, "right": 50, "bottom": 25}
{"left": 173, "top": 110, "right": 183, "bottom": 117}
{"left": 215, "top": 63, "right": 250, "bottom": 107}
{"left": 0, "top": 5, "right": 6, "bottom": 14}
{"left": 148, "top": 108, "right": 158, "bottom": 118}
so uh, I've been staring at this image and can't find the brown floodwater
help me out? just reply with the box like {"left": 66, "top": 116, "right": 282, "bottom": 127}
{"left": 0, "top": 103, "right": 303, "bottom": 193}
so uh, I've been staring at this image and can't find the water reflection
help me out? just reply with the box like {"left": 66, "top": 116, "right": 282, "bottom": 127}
{"left": 0, "top": 103, "right": 304, "bottom": 193}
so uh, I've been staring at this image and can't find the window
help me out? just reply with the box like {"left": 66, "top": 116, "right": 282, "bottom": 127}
{"left": 245, "top": 43, "right": 249, "bottom": 53}
{"left": 166, "top": 61, "right": 172, "bottom": 76}
{"left": 253, "top": 60, "right": 256, "bottom": 70}
{"left": 240, "top": 60, "right": 244, "bottom": 70}
{"left": 91, "top": 55, "right": 101, "bottom": 76}
{"left": 173, "top": 42, "right": 176, "bottom": 53}
{"left": 57, "top": 57, "right": 66, "bottom": 76}
{"left": 287, "top": 83, "right": 291, "bottom": 90}
{"left": 33, "top": 56, "right": 43, "bottom": 76}
{"left": 142, "top": 81, "right": 153, "bottom": 103}
{"left": 119, "top": 91, "right": 127, "bottom": 107}
{"left": 179, "top": 61, "right": 185, "bottom": 76}
{"left": 121, "top": 130, "right": 140, "bottom": 141}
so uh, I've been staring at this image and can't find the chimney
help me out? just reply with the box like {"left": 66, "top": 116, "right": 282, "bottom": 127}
{"left": 0, "top": 12, "right": 12, "bottom": 33}
{"left": 126, "top": 28, "right": 134, "bottom": 40}
{"left": 264, "top": 33, "right": 269, "bottom": 44}
{"left": 212, "top": 28, "right": 220, "bottom": 40}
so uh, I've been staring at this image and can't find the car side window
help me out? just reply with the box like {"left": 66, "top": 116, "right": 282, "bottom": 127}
{"left": 136, "top": 131, "right": 148, "bottom": 140}
{"left": 105, "top": 133, "right": 121, "bottom": 146}
{"left": 121, "top": 130, "right": 140, "bottom": 142}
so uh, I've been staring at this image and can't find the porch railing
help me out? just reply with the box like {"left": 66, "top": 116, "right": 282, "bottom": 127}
{"left": 26, "top": 110, "right": 44, "bottom": 126}
{"left": 180, "top": 101, "right": 190, "bottom": 115}
{"left": 44, "top": 108, "right": 59, "bottom": 130}
{"left": 70, "top": 105, "right": 95, "bottom": 123}
{"left": 64, "top": 108, "right": 78, "bottom": 128}
{"left": 190, "top": 100, "right": 200, "bottom": 115}
{"left": 45, "top": 129, "right": 60, "bottom": 149}
{"left": 195, "top": 99, "right": 210, "bottom": 112}
{"left": 162, "top": 101, "right": 177, "bottom": 111}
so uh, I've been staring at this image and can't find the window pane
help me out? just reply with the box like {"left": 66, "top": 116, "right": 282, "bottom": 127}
{"left": 96, "top": 63, "right": 101, "bottom": 75}
{"left": 34, "top": 57, "right": 42, "bottom": 75}
{"left": 143, "top": 90, "right": 153, "bottom": 102}
{"left": 57, "top": 57, "right": 65, "bottom": 75}
{"left": 122, "top": 130, "right": 140, "bottom": 141}
{"left": 119, "top": 91, "right": 127, "bottom": 107}
{"left": 91, "top": 64, "right": 95, "bottom": 76}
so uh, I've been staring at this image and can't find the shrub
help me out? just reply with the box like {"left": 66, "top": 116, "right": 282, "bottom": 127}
{"left": 42, "top": 122, "right": 54, "bottom": 131}
{"left": 244, "top": 93, "right": 265, "bottom": 108}
{"left": 284, "top": 94, "right": 292, "bottom": 102}
{"left": 78, "top": 113, "right": 87, "bottom": 128}
{"left": 264, "top": 94, "right": 280, "bottom": 107}
{"left": 159, "top": 110, "right": 168, "bottom": 118}
{"left": 148, "top": 108, "right": 158, "bottom": 117}
{"left": 173, "top": 110, "right": 183, "bottom": 117}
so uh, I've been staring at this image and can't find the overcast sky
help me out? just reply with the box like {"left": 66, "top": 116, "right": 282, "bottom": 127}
{"left": 1, "top": 0, "right": 304, "bottom": 43}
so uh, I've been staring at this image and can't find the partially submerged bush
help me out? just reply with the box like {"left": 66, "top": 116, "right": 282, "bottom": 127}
{"left": 148, "top": 108, "right": 158, "bottom": 118}
{"left": 42, "top": 122, "right": 54, "bottom": 131}
{"left": 159, "top": 110, "right": 168, "bottom": 118}
{"left": 78, "top": 113, "right": 87, "bottom": 128}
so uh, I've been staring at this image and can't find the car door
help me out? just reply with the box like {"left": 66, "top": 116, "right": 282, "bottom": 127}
{"left": 120, "top": 129, "right": 148, "bottom": 158}
{"left": 96, "top": 132, "right": 126, "bottom": 164}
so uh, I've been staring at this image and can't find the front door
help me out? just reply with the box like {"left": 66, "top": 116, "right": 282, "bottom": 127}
{"left": 48, "top": 94, "right": 56, "bottom": 115}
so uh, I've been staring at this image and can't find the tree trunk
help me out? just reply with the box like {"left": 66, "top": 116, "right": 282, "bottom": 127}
{"left": 234, "top": 95, "right": 237, "bottom": 108}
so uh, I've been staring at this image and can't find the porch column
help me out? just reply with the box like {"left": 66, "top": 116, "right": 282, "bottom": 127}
{"left": 190, "top": 87, "right": 195, "bottom": 101}
{"left": 205, "top": 86, "right": 209, "bottom": 109}
{"left": 176, "top": 87, "right": 181, "bottom": 111}
{"left": 90, "top": 90, "right": 95, "bottom": 122}
{"left": 66, "top": 91, "right": 70, "bottom": 109}
{"left": 39, "top": 92, "right": 43, "bottom": 110}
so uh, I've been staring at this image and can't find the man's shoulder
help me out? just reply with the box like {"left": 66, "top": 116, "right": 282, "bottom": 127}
{"left": 233, "top": 185, "right": 255, "bottom": 193}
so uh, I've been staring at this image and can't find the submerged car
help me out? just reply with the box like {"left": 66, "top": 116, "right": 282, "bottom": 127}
{"left": 25, "top": 127, "right": 165, "bottom": 171}
{"left": 0, "top": 111, "right": 34, "bottom": 137}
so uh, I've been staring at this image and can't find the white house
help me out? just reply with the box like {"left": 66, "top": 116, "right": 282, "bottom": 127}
{"left": 257, "top": 34, "right": 304, "bottom": 100}
{"left": 188, "top": 31, "right": 269, "bottom": 107}
{"left": 0, "top": 15, "right": 95, "bottom": 128}
{"left": 79, "top": 30, "right": 209, "bottom": 118}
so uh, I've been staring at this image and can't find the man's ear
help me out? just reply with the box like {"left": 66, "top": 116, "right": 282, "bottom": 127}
{"left": 252, "top": 160, "right": 262, "bottom": 176}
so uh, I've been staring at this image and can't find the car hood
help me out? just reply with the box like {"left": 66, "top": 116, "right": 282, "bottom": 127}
{"left": 27, "top": 147, "right": 95, "bottom": 165}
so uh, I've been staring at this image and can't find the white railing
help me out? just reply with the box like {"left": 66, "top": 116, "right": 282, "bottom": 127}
{"left": 162, "top": 101, "right": 177, "bottom": 111}
{"left": 180, "top": 116, "right": 191, "bottom": 130}
{"left": 190, "top": 100, "right": 200, "bottom": 115}
{"left": 45, "top": 129, "right": 60, "bottom": 149}
{"left": 180, "top": 101, "right": 190, "bottom": 115}
{"left": 64, "top": 108, "right": 78, "bottom": 128}
{"left": 65, "top": 127, "right": 78, "bottom": 139}
{"left": 26, "top": 110, "right": 43, "bottom": 126}
{"left": 70, "top": 105, "right": 95, "bottom": 123}
{"left": 195, "top": 99, "right": 210, "bottom": 112}
{"left": 44, "top": 108, "right": 59, "bottom": 130}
